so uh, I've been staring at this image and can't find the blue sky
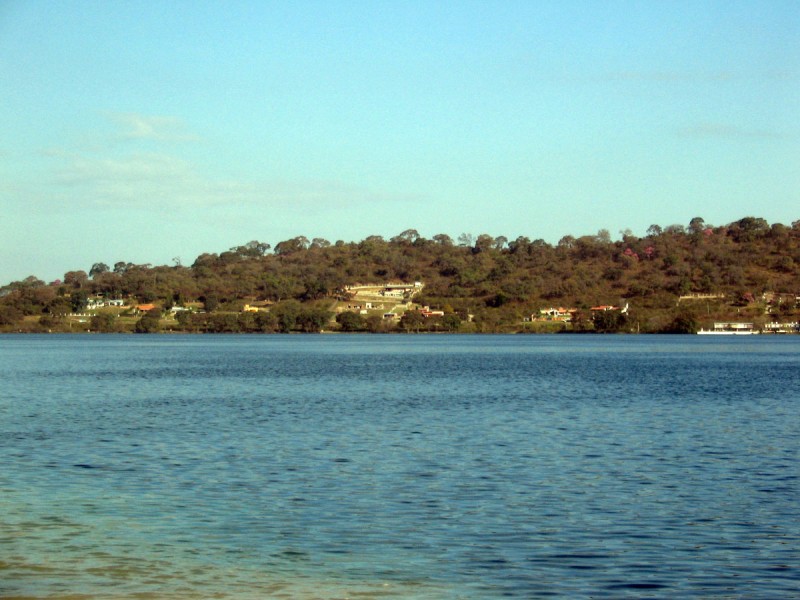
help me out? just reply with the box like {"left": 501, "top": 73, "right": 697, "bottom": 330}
{"left": 1, "top": 1, "right": 798, "bottom": 284}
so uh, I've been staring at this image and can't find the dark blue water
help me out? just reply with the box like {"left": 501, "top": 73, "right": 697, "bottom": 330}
{"left": 1, "top": 334, "right": 799, "bottom": 598}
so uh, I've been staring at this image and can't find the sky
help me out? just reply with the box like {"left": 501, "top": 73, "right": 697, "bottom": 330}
{"left": 1, "top": 1, "right": 798, "bottom": 284}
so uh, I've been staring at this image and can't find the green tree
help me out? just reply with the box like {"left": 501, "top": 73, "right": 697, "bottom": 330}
{"left": 261, "top": 275, "right": 298, "bottom": 302}
{"left": 90, "top": 312, "right": 119, "bottom": 333}
{"left": 688, "top": 217, "right": 706, "bottom": 234}
{"left": 89, "top": 263, "right": 109, "bottom": 278}
{"left": 0, "top": 305, "right": 24, "bottom": 326}
{"left": 432, "top": 233, "right": 454, "bottom": 246}
{"left": 662, "top": 310, "right": 698, "bottom": 334}
{"left": 70, "top": 291, "right": 88, "bottom": 312}
{"left": 441, "top": 313, "right": 462, "bottom": 331}
{"left": 47, "top": 297, "right": 72, "bottom": 317}
{"left": 365, "top": 314, "right": 389, "bottom": 333}
{"left": 391, "top": 229, "right": 421, "bottom": 244}
{"left": 203, "top": 294, "right": 219, "bottom": 312}
{"left": 64, "top": 270, "right": 89, "bottom": 288}
{"left": 297, "top": 307, "right": 332, "bottom": 333}
{"left": 271, "top": 300, "right": 302, "bottom": 333}
{"left": 134, "top": 309, "right": 161, "bottom": 333}
{"left": 399, "top": 310, "right": 426, "bottom": 332}
{"left": 208, "top": 313, "right": 241, "bottom": 333}
{"left": 38, "top": 314, "right": 65, "bottom": 330}
{"left": 274, "top": 236, "right": 310, "bottom": 255}
{"left": 570, "top": 309, "right": 590, "bottom": 332}
{"left": 253, "top": 312, "right": 278, "bottom": 332}
{"left": 592, "top": 310, "right": 627, "bottom": 333}
{"left": 336, "top": 311, "right": 366, "bottom": 332}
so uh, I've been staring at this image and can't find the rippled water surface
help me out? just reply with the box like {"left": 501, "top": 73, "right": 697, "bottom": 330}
{"left": 1, "top": 334, "right": 799, "bottom": 598}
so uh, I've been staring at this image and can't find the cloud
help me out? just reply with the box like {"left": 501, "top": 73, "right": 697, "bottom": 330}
{"left": 597, "top": 70, "right": 797, "bottom": 85}
{"left": 48, "top": 149, "right": 414, "bottom": 210}
{"left": 106, "top": 112, "right": 201, "bottom": 142}
{"left": 40, "top": 112, "right": 419, "bottom": 213}
{"left": 58, "top": 152, "right": 192, "bottom": 184}
{"left": 605, "top": 70, "right": 735, "bottom": 83}
{"left": 677, "top": 122, "right": 787, "bottom": 140}
{"left": 52, "top": 150, "right": 249, "bottom": 206}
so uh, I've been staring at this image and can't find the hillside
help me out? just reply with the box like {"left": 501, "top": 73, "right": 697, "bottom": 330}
{"left": 2, "top": 216, "right": 799, "bottom": 333}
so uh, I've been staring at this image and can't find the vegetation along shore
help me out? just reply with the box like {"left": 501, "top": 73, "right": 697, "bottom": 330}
{"left": 2, "top": 216, "right": 799, "bottom": 334}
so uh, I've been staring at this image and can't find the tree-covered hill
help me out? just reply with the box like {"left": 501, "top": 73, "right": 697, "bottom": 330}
{"left": 2, "top": 217, "right": 799, "bottom": 333}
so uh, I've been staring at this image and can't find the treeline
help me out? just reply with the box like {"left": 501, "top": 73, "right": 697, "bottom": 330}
{"left": 1, "top": 216, "right": 799, "bottom": 333}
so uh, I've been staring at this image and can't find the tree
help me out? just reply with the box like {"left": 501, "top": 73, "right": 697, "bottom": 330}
{"left": 47, "top": 297, "right": 72, "bottom": 317}
{"left": 0, "top": 305, "right": 23, "bottom": 326}
{"left": 570, "top": 309, "right": 590, "bottom": 332}
{"left": 592, "top": 309, "right": 627, "bottom": 333}
{"left": 134, "top": 309, "right": 161, "bottom": 333}
{"left": 557, "top": 235, "right": 575, "bottom": 249}
{"left": 70, "top": 291, "right": 88, "bottom": 312}
{"left": 271, "top": 300, "right": 301, "bottom": 333}
{"left": 662, "top": 311, "right": 698, "bottom": 334}
{"left": 473, "top": 234, "right": 495, "bottom": 254}
{"left": 432, "top": 233, "right": 454, "bottom": 246}
{"left": 274, "top": 236, "right": 310, "bottom": 255}
{"left": 301, "top": 278, "right": 329, "bottom": 301}
{"left": 729, "top": 217, "right": 769, "bottom": 242}
{"left": 253, "top": 312, "right": 278, "bottom": 332}
{"left": 89, "top": 263, "right": 109, "bottom": 278}
{"left": 230, "top": 240, "right": 271, "bottom": 258}
{"left": 310, "top": 238, "right": 331, "bottom": 249}
{"left": 113, "top": 262, "right": 134, "bottom": 274}
{"left": 246, "top": 240, "right": 271, "bottom": 256}
{"left": 261, "top": 275, "right": 298, "bottom": 302}
{"left": 688, "top": 217, "right": 706, "bottom": 234}
{"left": 90, "top": 312, "right": 119, "bottom": 333}
{"left": 64, "top": 270, "right": 89, "bottom": 289}
{"left": 596, "top": 229, "right": 612, "bottom": 244}
{"left": 336, "top": 311, "right": 366, "bottom": 331}
{"left": 457, "top": 233, "right": 474, "bottom": 247}
{"left": 399, "top": 310, "right": 426, "bottom": 332}
{"left": 361, "top": 314, "right": 380, "bottom": 333}
{"left": 203, "top": 294, "right": 219, "bottom": 312}
{"left": 208, "top": 313, "right": 242, "bottom": 333}
{"left": 297, "top": 307, "right": 332, "bottom": 332}
{"left": 391, "top": 229, "right": 421, "bottom": 244}
{"left": 441, "top": 313, "right": 461, "bottom": 331}
{"left": 664, "top": 224, "right": 686, "bottom": 235}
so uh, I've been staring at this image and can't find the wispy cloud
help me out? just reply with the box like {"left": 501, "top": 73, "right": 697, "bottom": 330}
{"left": 51, "top": 150, "right": 250, "bottom": 206}
{"left": 583, "top": 69, "right": 798, "bottom": 86}
{"left": 58, "top": 152, "right": 192, "bottom": 184}
{"left": 106, "top": 112, "right": 201, "bottom": 142}
{"left": 41, "top": 112, "right": 418, "bottom": 213}
{"left": 678, "top": 122, "right": 787, "bottom": 140}
{"left": 605, "top": 70, "right": 736, "bottom": 83}
{"left": 48, "top": 148, "right": 412, "bottom": 210}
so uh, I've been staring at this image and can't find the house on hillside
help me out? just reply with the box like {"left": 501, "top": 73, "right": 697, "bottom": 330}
{"left": 590, "top": 303, "right": 629, "bottom": 314}
{"left": 537, "top": 307, "right": 577, "bottom": 322}
{"left": 418, "top": 306, "right": 445, "bottom": 318}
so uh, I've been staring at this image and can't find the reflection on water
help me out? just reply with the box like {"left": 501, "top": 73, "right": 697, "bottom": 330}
{"left": 1, "top": 334, "right": 799, "bottom": 598}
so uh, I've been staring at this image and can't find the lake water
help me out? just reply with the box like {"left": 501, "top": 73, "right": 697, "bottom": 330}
{"left": 1, "top": 334, "right": 799, "bottom": 599}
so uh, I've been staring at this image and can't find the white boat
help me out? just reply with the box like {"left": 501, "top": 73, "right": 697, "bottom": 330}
{"left": 697, "top": 322, "right": 758, "bottom": 335}
{"left": 697, "top": 329, "right": 759, "bottom": 335}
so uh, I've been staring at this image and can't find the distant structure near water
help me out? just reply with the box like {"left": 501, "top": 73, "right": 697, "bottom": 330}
{"left": 697, "top": 322, "right": 756, "bottom": 335}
